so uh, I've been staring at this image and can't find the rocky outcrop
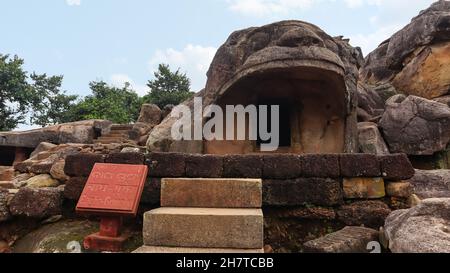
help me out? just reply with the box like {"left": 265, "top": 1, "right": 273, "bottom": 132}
{"left": 357, "top": 84, "right": 385, "bottom": 120}
{"left": 379, "top": 96, "right": 450, "bottom": 155}
{"left": 137, "top": 104, "right": 162, "bottom": 125}
{"left": 391, "top": 42, "right": 450, "bottom": 99}
{"left": 408, "top": 169, "right": 450, "bottom": 199}
{"left": 0, "top": 120, "right": 112, "bottom": 148}
{"left": 384, "top": 198, "right": 450, "bottom": 253}
{"left": 147, "top": 20, "right": 363, "bottom": 153}
{"left": 360, "top": 1, "right": 450, "bottom": 100}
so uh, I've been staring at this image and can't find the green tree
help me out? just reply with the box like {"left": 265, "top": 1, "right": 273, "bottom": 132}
{"left": 29, "top": 73, "right": 78, "bottom": 127}
{"left": 0, "top": 54, "right": 34, "bottom": 131}
{"left": 0, "top": 54, "right": 77, "bottom": 130}
{"left": 71, "top": 81, "right": 141, "bottom": 124}
{"left": 144, "top": 64, "right": 194, "bottom": 108}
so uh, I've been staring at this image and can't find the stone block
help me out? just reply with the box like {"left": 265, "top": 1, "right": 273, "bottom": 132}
{"left": 340, "top": 154, "right": 381, "bottom": 177}
{"left": 379, "top": 154, "right": 415, "bottom": 180}
{"left": 105, "top": 152, "right": 145, "bottom": 165}
{"left": 9, "top": 187, "right": 63, "bottom": 218}
{"left": 263, "top": 178, "right": 343, "bottom": 206}
{"left": 223, "top": 155, "right": 263, "bottom": 178}
{"left": 263, "top": 154, "right": 302, "bottom": 179}
{"left": 185, "top": 155, "right": 223, "bottom": 178}
{"left": 64, "top": 177, "right": 88, "bottom": 200}
{"left": 161, "top": 178, "right": 262, "bottom": 208}
{"left": 143, "top": 208, "right": 263, "bottom": 249}
{"left": 386, "top": 181, "right": 413, "bottom": 198}
{"left": 64, "top": 153, "right": 105, "bottom": 177}
{"left": 133, "top": 246, "right": 264, "bottom": 253}
{"left": 146, "top": 152, "right": 186, "bottom": 177}
{"left": 343, "top": 177, "right": 386, "bottom": 199}
{"left": 299, "top": 154, "right": 340, "bottom": 178}
{"left": 337, "top": 201, "right": 391, "bottom": 229}
{"left": 141, "top": 178, "right": 161, "bottom": 205}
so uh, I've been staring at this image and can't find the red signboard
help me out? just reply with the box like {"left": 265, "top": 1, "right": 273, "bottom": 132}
{"left": 76, "top": 163, "right": 148, "bottom": 216}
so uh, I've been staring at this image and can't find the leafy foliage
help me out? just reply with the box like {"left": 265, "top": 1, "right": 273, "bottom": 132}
{"left": 144, "top": 64, "right": 194, "bottom": 108}
{"left": 0, "top": 54, "right": 77, "bottom": 130}
{"left": 0, "top": 54, "right": 193, "bottom": 130}
{"left": 70, "top": 81, "right": 141, "bottom": 124}
{"left": 29, "top": 73, "right": 78, "bottom": 127}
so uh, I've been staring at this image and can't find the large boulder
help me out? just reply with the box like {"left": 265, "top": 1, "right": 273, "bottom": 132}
{"left": 408, "top": 169, "right": 450, "bottom": 199}
{"left": 147, "top": 21, "right": 363, "bottom": 153}
{"left": 360, "top": 1, "right": 450, "bottom": 100}
{"left": 384, "top": 198, "right": 450, "bottom": 253}
{"left": 357, "top": 84, "right": 385, "bottom": 119}
{"left": 379, "top": 96, "right": 450, "bottom": 155}
{"left": 0, "top": 120, "right": 112, "bottom": 148}
{"left": 137, "top": 104, "right": 162, "bottom": 125}
{"left": 357, "top": 122, "right": 390, "bottom": 155}
{"left": 391, "top": 42, "right": 450, "bottom": 99}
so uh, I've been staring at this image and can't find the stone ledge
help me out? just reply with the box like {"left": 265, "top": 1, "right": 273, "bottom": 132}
{"left": 133, "top": 246, "right": 264, "bottom": 253}
{"left": 144, "top": 152, "right": 415, "bottom": 180}
{"left": 143, "top": 208, "right": 264, "bottom": 249}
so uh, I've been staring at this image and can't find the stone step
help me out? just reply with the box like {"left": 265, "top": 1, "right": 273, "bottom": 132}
{"left": 143, "top": 208, "right": 263, "bottom": 249}
{"left": 161, "top": 178, "right": 262, "bottom": 208}
{"left": 102, "top": 133, "right": 129, "bottom": 138}
{"left": 93, "top": 139, "right": 136, "bottom": 144}
{"left": 97, "top": 137, "right": 128, "bottom": 141}
{"left": 133, "top": 246, "right": 264, "bottom": 253}
{"left": 303, "top": 226, "right": 380, "bottom": 253}
{"left": 108, "top": 129, "right": 131, "bottom": 134}
{"left": 111, "top": 124, "right": 134, "bottom": 131}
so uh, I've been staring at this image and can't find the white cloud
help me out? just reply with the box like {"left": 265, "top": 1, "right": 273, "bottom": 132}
{"left": 349, "top": 23, "right": 404, "bottom": 55}
{"left": 66, "top": 0, "right": 81, "bottom": 6}
{"left": 226, "top": 0, "right": 436, "bottom": 16}
{"left": 110, "top": 74, "right": 148, "bottom": 97}
{"left": 149, "top": 44, "right": 217, "bottom": 91}
{"left": 347, "top": 0, "right": 436, "bottom": 55}
{"left": 227, "top": 0, "right": 316, "bottom": 17}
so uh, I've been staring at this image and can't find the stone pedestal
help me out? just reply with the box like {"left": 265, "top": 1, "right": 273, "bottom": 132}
{"left": 83, "top": 217, "right": 129, "bottom": 252}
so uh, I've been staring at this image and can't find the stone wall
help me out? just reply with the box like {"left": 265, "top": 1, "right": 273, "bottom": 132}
{"left": 62, "top": 151, "right": 415, "bottom": 252}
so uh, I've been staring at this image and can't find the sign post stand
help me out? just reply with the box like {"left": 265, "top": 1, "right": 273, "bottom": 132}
{"left": 83, "top": 216, "right": 127, "bottom": 252}
{"left": 76, "top": 163, "right": 148, "bottom": 252}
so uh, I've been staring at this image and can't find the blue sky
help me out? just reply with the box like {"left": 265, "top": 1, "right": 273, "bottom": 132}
{"left": 1, "top": 0, "right": 437, "bottom": 115}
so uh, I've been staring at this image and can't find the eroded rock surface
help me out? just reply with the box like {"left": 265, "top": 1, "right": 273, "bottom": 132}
{"left": 360, "top": 1, "right": 450, "bottom": 100}
{"left": 408, "top": 169, "right": 450, "bottom": 199}
{"left": 379, "top": 96, "right": 450, "bottom": 155}
{"left": 384, "top": 198, "right": 450, "bottom": 253}
{"left": 147, "top": 21, "right": 363, "bottom": 154}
